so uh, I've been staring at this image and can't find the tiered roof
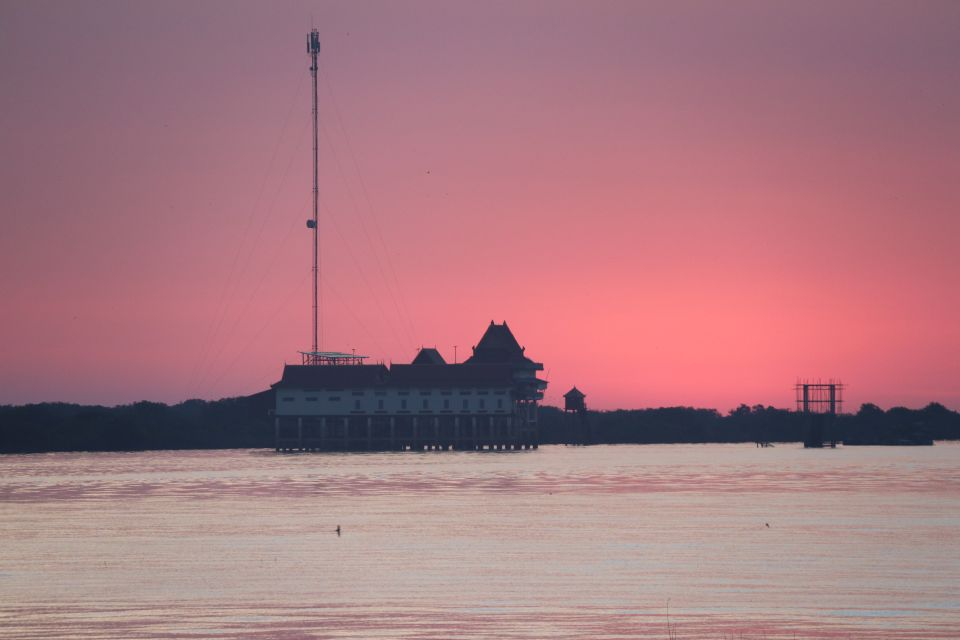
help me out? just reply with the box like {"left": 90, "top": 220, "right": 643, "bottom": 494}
{"left": 464, "top": 321, "right": 542, "bottom": 370}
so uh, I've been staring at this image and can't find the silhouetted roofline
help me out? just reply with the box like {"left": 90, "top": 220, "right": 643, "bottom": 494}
{"left": 411, "top": 347, "right": 446, "bottom": 365}
{"left": 273, "top": 363, "right": 517, "bottom": 390}
{"left": 389, "top": 364, "right": 514, "bottom": 388}
{"left": 463, "top": 321, "right": 543, "bottom": 369}
{"left": 272, "top": 364, "right": 389, "bottom": 389}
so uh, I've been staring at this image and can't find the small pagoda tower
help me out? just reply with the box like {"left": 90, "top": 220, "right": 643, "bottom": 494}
{"left": 564, "top": 387, "right": 586, "bottom": 412}
{"left": 563, "top": 386, "right": 591, "bottom": 444}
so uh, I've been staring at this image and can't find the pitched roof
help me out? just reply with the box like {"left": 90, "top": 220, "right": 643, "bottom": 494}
{"left": 271, "top": 321, "right": 544, "bottom": 391}
{"left": 272, "top": 363, "right": 515, "bottom": 390}
{"left": 564, "top": 386, "right": 586, "bottom": 399}
{"left": 389, "top": 364, "right": 514, "bottom": 388}
{"left": 463, "top": 321, "right": 540, "bottom": 369}
{"left": 411, "top": 347, "right": 446, "bottom": 365}
{"left": 272, "top": 364, "right": 389, "bottom": 389}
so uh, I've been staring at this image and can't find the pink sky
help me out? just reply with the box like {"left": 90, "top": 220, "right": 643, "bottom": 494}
{"left": 1, "top": 1, "right": 958, "bottom": 411}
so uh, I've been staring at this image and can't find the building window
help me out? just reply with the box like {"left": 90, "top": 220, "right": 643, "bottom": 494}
{"left": 398, "top": 391, "right": 410, "bottom": 396}
{"left": 497, "top": 398, "right": 503, "bottom": 409}
{"left": 378, "top": 399, "right": 384, "bottom": 410}
{"left": 462, "top": 399, "right": 469, "bottom": 410}
{"left": 282, "top": 397, "right": 294, "bottom": 402}
{"left": 329, "top": 396, "right": 341, "bottom": 402}
{"left": 401, "top": 399, "right": 407, "bottom": 410}
{"left": 444, "top": 399, "right": 450, "bottom": 410}
{"left": 420, "top": 391, "right": 432, "bottom": 396}
{"left": 422, "top": 398, "right": 429, "bottom": 409}
{"left": 306, "top": 397, "right": 318, "bottom": 402}
{"left": 355, "top": 399, "right": 362, "bottom": 410}
{"left": 352, "top": 391, "right": 365, "bottom": 396}
{"left": 479, "top": 398, "right": 485, "bottom": 409}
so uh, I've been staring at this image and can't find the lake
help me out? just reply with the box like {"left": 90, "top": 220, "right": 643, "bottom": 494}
{"left": 1, "top": 443, "right": 958, "bottom": 639}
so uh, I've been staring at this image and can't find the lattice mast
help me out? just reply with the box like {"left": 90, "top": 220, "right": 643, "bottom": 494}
{"left": 307, "top": 29, "right": 321, "bottom": 354}
{"left": 299, "top": 29, "right": 368, "bottom": 367}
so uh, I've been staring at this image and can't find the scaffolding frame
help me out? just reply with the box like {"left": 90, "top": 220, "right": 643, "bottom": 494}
{"left": 795, "top": 380, "right": 845, "bottom": 415}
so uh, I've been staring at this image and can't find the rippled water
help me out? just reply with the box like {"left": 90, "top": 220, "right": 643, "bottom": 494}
{"left": 1, "top": 444, "right": 958, "bottom": 639}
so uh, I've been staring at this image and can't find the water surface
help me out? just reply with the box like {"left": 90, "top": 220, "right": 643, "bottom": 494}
{"left": 2, "top": 444, "right": 958, "bottom": 638}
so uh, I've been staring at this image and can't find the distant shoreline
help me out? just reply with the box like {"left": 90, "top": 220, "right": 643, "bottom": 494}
{"left": 1, "top": 393, "right": 957, "bottom": 454}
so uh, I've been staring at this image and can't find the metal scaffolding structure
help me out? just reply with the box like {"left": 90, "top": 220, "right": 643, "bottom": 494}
{"left": 795, "top": 380, "right": 845, "bottom": 415}
{"left": 796, "top": 380, "right": 845, "bottom": 448}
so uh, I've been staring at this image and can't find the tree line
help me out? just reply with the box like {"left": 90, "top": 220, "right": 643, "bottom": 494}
{"left": 539, "top": 402, "right": 958, "bottom": 445}
{"left": 0, "top": 391, "right": 275, "bottom": 453}
{"left": 1, "top": 393, "right": 957, "bottom": 453}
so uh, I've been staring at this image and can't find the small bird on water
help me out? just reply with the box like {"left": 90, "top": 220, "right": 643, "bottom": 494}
{"left": 336, "top": 525, "right": 341, "bottom": 536}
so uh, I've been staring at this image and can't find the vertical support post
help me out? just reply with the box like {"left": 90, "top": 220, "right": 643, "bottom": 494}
{"left": 297, "top": 417, "right": 303, "bottom": 451}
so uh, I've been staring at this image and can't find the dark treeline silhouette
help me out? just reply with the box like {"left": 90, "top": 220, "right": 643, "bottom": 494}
{"left": 1, "top": 395, "right": 958, "bottom": 454}
{"left": 0, "top": 391, "right": 274, "bottom": 454}
{"left": 539, "top": 402, "right": 959, "bottom": 446}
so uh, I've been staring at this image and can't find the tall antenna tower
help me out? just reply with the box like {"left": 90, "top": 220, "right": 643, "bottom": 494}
{"left": 307, "top": 28, "right": 321, "bottom": 354}
{"left": 300, "top": 28, "right": 367, "bottom": 367}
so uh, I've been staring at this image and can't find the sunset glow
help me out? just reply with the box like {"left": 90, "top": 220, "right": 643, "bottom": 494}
{"left": 1, "top": 1, "right": 958, "bottom": 410}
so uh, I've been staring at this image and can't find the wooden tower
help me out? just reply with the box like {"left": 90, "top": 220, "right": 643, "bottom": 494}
{"left": 563, "top": 387, "right": 590, "bottom": 444}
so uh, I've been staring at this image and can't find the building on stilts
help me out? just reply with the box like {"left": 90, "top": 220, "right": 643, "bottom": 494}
{"left": 272, "top": 321, "right": 547, "bottom": 451}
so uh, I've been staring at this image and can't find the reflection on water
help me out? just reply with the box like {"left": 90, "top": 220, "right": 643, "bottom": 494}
{"left": 1, "top": 444, "right": 959, "bottom": 638}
